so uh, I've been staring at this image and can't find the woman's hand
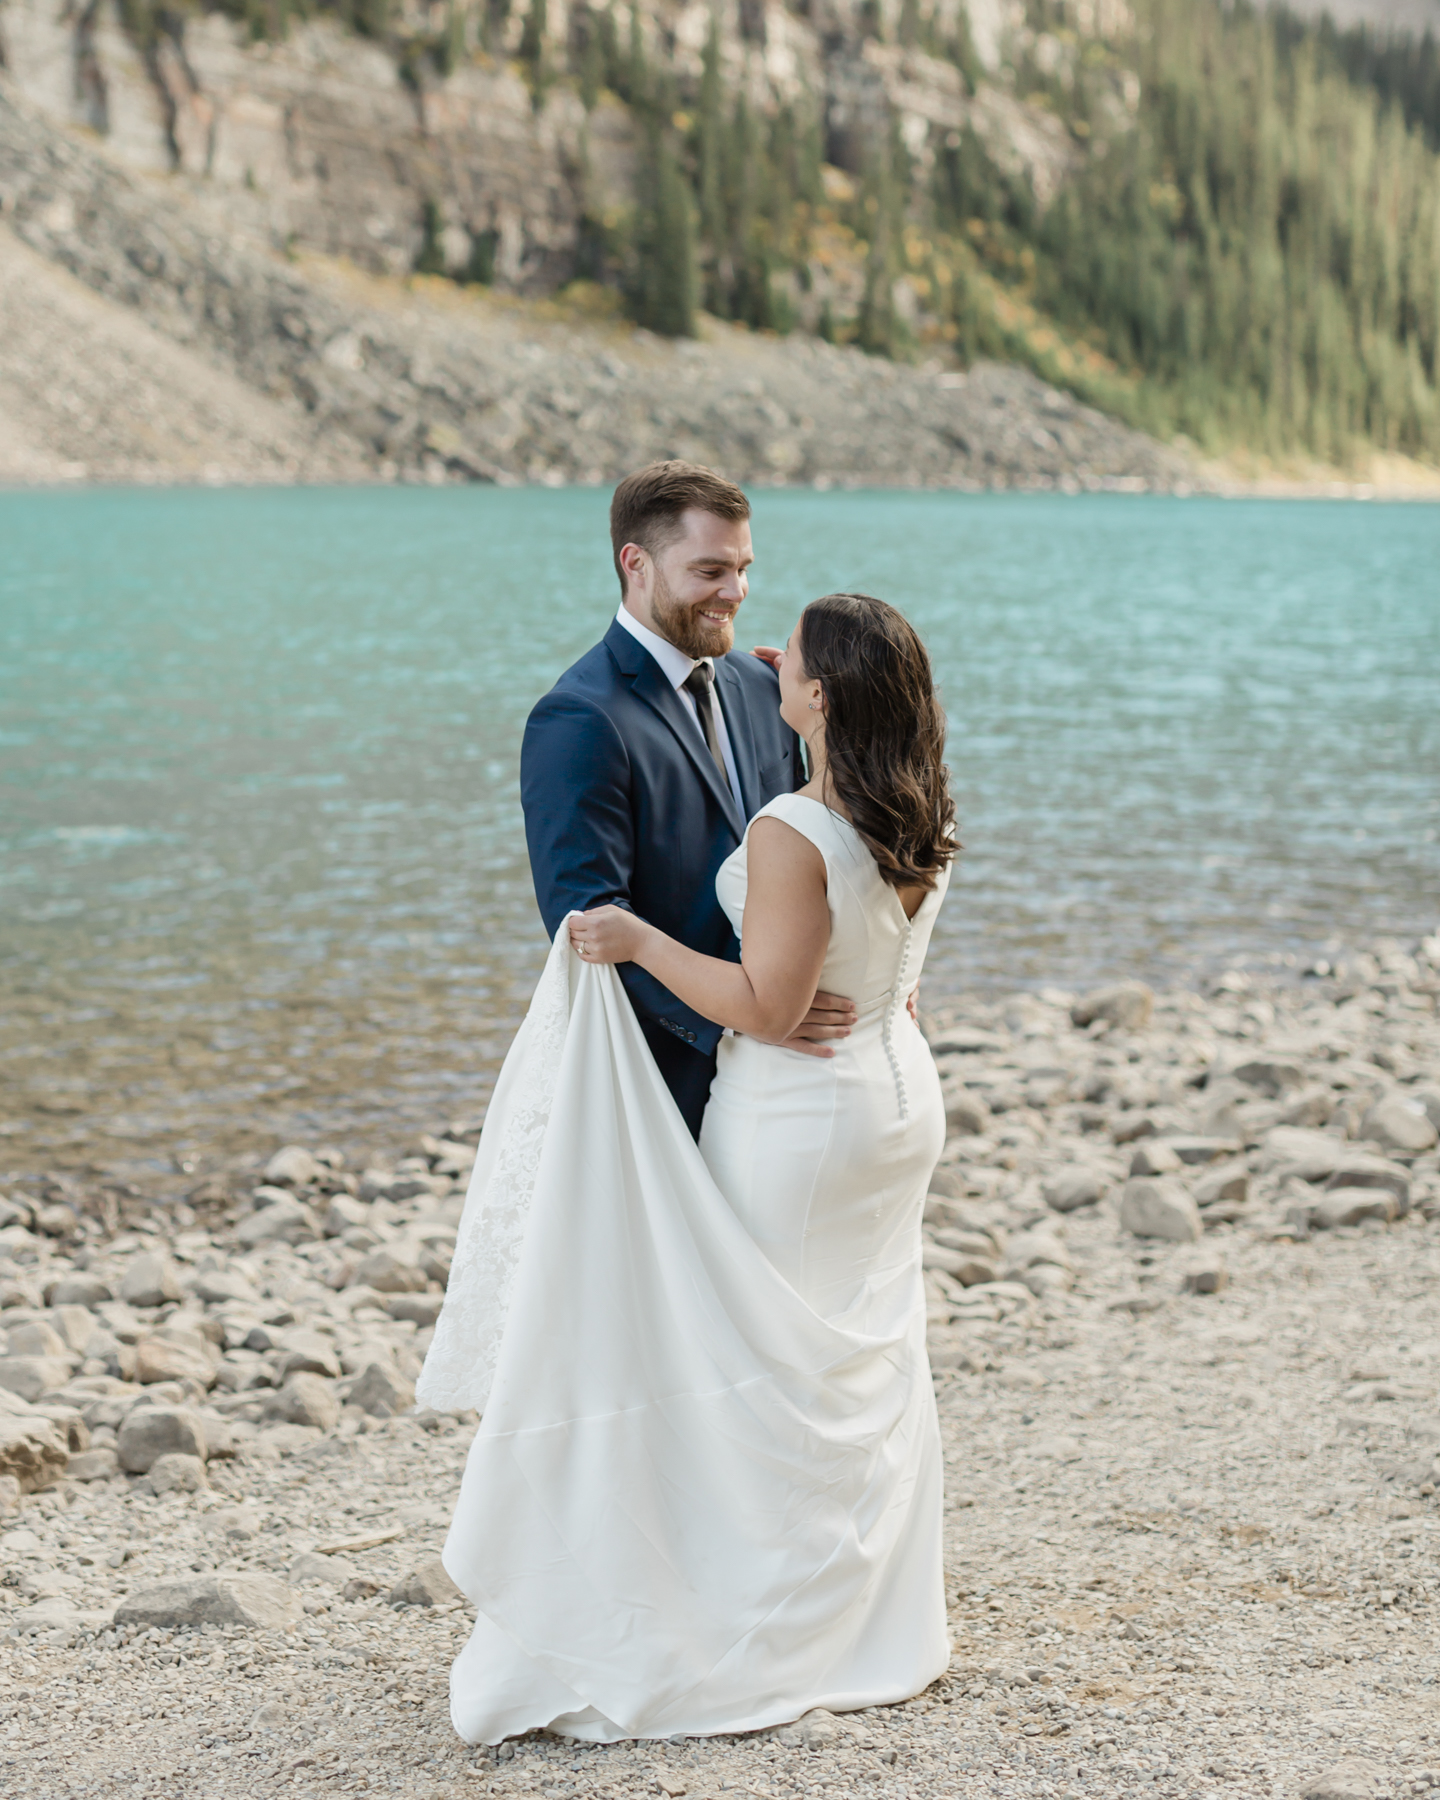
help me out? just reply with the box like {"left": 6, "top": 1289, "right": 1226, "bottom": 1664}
{"left": 569, "top": 905, "right": 652, "bottom": 966}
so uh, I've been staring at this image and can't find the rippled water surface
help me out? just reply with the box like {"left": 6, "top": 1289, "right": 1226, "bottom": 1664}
{"left": 2, "top": 487, "right": 1436, "bottom": 1175}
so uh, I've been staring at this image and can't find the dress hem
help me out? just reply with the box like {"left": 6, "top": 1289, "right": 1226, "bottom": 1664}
{"left": 451, "top": 1653, "right": 955, "bottom": 1746}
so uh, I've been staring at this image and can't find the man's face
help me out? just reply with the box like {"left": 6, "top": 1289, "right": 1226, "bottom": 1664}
{"left": 623, "top": 508, "right": 753, "bottom": 659}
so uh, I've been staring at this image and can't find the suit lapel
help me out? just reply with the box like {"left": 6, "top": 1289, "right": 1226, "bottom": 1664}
{"left": 606, "top": 621, "right": 747, "bottom": 836}
{"left": 711, "top": 656, "right": 762, "bottom": 819}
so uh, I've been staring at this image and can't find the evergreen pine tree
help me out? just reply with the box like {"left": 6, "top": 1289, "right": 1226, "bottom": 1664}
{"left": 632, "top": 124, "right": 697, "bottom": 337}
{"left": 415, "top": 199, "right": 447, "bottom": 276}
{"left": 520, "top": 0, "right": 549, "bottom": 101}
{"left": 698, "top": 13, "right": 726, "bottom": 314}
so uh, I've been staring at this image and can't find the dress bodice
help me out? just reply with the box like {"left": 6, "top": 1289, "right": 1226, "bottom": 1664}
{"left": 715, "top": 793, "right": 949, "bottom": 1055}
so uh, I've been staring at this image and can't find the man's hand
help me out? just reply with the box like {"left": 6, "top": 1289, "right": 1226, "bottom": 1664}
{"left": 908, "top": 982, "right": 920, "bottom": 1023}
{"left": 779, "top": 990, "right": 858, "bottom": 1059}
{"left": 750, "top": 645, "right": 783, "bottom": 671}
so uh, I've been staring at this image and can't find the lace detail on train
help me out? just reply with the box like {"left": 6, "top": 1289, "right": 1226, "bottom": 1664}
{"left": 414, "top": 922, "right": 574, "bottom": 1414}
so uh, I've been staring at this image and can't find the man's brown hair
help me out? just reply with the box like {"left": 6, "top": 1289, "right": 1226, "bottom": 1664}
{"left": 609, "top": 461, "right": 751, "bottom": 596}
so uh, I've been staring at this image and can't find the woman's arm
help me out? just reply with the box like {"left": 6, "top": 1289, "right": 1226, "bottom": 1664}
{"left": 567, "top": 817, "right": 830, "bottom": 1042}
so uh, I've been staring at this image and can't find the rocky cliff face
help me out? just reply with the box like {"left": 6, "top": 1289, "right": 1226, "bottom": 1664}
{"left": 0, "top": 0, "right": 1213, "bottom": 488}
{"left": 0, "top": 0, "right": 1082, "bottom": 290}
{"left": 0, "top": 77, "right": 1199, "bottom": 488}
{"left": 0, "top": 0, "right": 613, "bottom": 286}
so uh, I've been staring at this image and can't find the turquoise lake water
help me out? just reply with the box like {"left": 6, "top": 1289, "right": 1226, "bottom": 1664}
{"left": 1, "top": 487, "right": 1437, "bottom": 1173}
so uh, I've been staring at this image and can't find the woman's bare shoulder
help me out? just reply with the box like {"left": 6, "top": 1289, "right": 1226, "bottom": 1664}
{"left": 746, "top": 813, "right": 828, "bottom": 888}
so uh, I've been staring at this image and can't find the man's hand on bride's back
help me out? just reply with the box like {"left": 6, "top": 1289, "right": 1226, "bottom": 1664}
{"left": 569, "top": 906, "right": 651, "bottom": 964}
{"left": 776, "top": 990, "right": 858, "bottom": 1058}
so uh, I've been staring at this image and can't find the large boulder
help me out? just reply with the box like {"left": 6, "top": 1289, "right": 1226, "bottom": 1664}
{"left": 116, "top": 1405, "right": 208, "bottom": 1473}
{"left": 236, "top": 1195, "right": 319, "bottom": 1248}
{"left": 67, "top": 1448, "right": 121, "bottom": 1481}
{"left": 1230, "top": 1058, "right": 1306, "bottom": 1096}
{"left": 386, "top": 1293, "right": 444, "bottom": 1326}
{"left": 135, "top": 1330, "right": 216, "bottom": 1389}
{"left": 0, "top": 1414, "right": 70, "bottom": 1491}
{"left": 273, "top": 1329, "right": 342, "bottom": 1381}
{"left": 345, "top": 1361, "right": 415, "bottom": 1418}
{"left": 1360, "top": 1095, "right": 1438, "bottom": 1155}
{"left": 1070, "top": 982, "right": 1153, "bottom": 1031}
{"left": 44, "top": 1274, "right": 113, "bottom": 1308}
{"left": 191, "top": 1265, "right": 260, "bottom": 1306}
{"left": 118, "top": 1253, "right": 183, "bottom": 1309}
{"left": 430, "top": 1141, "right": 476, "bottom": 1179}
{"left": 352, "top": 1248, "right": 428, "bottom": 1294}
{"left": 1130, "top": 1140, "right": 1182, "bottom": 1177}
{"left": 1259, "top": 1127, "right": 1347, "bottom": 1181}
{"left": 1194, "top": 1162, "right": 1250, "bottom": 1207}
{"left": 148, "top": 1452, "right": 209, "bottom": 1493}
{"left": 28, "top": 1402, "right": 88, "bottom": 1451}
{"left": 1299, "top": 1760, "right": 1381, "bottom": 1800}
{"left": 942, "top": 1086, "right": 992, "bottom": 1136}
{"left": 1043, "top": 1168, "right": 1106, "bottom": 1213}
{"left": 324, "top": 1194, "right": 372, "bottom": 1237}
{"left": 115, "top": 1573, "right": 300, "bottom": 1631}
{"left": 263, "top": 1374, "right": 339, "bottom": 1432}
{"left": 4, "top": 1320, "right": 70, "bottom": 1359}
{"left": 388, "top": 1555, "right": 461, "bottom": 1608}
{"left": 922, "top": 1244, "right": 996, "bottom": 1287}
{"left": 0, "top": 1356, "right": 72, "bottom": 1402}
{"left": 1310, "top": 1189, "right": 1399, "bottom": 1230}
{"left": 1000, "top": 1228, "right": 1072, "bottom": 1273}
{"left": 49, "top": 1305, "right": 102, "bottom": 1355}
{"left": 1324, "top": 1156, "right": 1410, "bottom": 1207}
{"left": 1163, "top": 1135, "right": 1242, "bottom": 1165}
{"left": 1278, "top": 1085, "right": 1336, "bottom": 1128}
{"left": 1118, "top": 1178, "right": 1202, "bottom": 1243}
{"left": 263, "top": 1146, "right": 323, "bottom": 1188}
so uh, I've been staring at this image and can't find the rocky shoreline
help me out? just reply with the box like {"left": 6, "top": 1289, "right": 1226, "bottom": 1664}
{"left": 2, "top": 934, "right": 1438, "bottom": 1798}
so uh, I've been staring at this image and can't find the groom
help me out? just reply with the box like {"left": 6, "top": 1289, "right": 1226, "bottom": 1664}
{"left": 521, "top": 460, "right": 855, "bottom": 1139}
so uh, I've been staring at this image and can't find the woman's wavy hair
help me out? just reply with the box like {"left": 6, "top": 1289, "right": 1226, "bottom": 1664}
{"left": 798, "top": 592, "right": 957, "bottom": 891}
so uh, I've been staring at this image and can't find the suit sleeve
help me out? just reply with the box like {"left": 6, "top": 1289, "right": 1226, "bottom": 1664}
{"left": 521, "top": 690, "right": 635, "bottom": 936}
{"left": 520, "top": 689, "right": 722, "bottom": 1055}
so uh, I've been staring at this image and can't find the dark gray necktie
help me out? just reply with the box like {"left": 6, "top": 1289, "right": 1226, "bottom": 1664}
{"left": 682, "top": 663, "right": 728, "bottom": 786}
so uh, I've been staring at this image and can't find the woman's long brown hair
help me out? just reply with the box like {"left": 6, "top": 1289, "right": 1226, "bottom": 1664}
{"left": 798, "top": 592, "right": 957, "bottom": 892}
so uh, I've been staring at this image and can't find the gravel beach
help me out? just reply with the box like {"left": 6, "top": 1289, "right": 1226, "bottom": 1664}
{"left": 2, "top": 935, "right": 1438, "bottom": 1800}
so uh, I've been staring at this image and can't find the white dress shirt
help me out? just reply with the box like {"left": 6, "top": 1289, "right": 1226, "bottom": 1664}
{"left": 614, "top": 606, "right": 744, "bottom": 812}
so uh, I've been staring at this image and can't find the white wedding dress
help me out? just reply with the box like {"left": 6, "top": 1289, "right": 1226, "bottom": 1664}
{"left": 417, "top": 794, "right": 951, "bottom": 1744}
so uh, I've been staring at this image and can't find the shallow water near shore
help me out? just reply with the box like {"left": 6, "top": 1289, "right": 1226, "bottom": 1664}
{"left": 2, "top": 486, "right": 1437, "bottom": 1174}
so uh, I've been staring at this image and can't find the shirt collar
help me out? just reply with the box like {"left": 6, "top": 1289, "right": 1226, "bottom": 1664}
{"left": 614, "top": 605, "right": 712, "bottom": 692}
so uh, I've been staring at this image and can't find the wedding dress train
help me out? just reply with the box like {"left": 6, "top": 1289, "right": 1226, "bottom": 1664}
{"left": 416, "top": 794, "right": 951, "bottom": 1743}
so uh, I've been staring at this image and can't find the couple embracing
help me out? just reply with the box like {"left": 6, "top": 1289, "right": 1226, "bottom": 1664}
{"left": 417, "top": 460, "right": 958, "bottom": 1744}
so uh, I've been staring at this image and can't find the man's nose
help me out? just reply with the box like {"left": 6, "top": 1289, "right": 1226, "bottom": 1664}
{"left": 717, "top": 570, "right": 746, "bottom": 603}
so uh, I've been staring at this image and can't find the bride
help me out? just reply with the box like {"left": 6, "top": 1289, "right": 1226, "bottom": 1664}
{"left": 417, "top": 590, "right": 958, "bottom": 1745}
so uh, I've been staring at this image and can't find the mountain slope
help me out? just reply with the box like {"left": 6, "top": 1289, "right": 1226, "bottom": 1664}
{"left": 0, "top": 80, "right": 1199, "bottom": 488}
{"left": 2, "top": 0, "right": 1438, "bottom": 473}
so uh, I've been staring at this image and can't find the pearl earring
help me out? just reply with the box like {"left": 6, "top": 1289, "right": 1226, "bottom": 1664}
{"left": 807, "top": 701, "right": 820, "bottom": 711}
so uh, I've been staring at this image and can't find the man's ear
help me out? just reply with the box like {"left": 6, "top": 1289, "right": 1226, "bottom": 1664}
{"left": 618, "top": 542, "right": 648, "bottom": 592}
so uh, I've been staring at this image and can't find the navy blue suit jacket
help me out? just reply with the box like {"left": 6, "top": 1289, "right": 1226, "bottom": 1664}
{"left": 521, "top": 618, "right": 802, "bottom": 1131}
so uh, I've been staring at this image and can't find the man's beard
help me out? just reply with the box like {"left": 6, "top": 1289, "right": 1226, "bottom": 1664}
{"left": 649, "top": 570, "right": 736, "bottom": 659}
